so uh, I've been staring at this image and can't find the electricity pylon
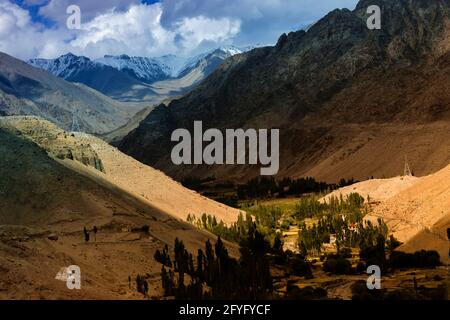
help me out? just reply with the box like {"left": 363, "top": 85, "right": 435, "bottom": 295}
{"left": 404, "top": 155, "right": 412, "bottom": 177}
{"left": 71, "top": 113, "right": 81, "bottom": 132}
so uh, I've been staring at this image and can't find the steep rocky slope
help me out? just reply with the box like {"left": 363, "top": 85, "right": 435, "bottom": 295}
{"left": 119, "top": 0, "right": 450, "bottom": 182}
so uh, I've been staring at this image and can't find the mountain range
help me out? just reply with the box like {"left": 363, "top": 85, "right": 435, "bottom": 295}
{"left": 118, "top": 0, "right": 450, "bottom": 183}
{"left": 0, "top": 46, "right": 247, "bottom": 133}
{"left": 0, "top": 52, "right": 140, "bottom": 134}
{"left": 28, "top": 47, "right": 246, "bottom": 102}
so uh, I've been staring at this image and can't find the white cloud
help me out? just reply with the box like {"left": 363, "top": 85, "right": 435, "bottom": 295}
{"left": 161, "top": 0, "right": 359, "bottom": 46}
{"left": 0, "top": 1, "right": 242, "bottom": 59}
{"left": 0, "top": 0, "right": 358, "bottom": 60}
{"left": 38, "top": 0, "right": 140, "bottom": 25}
{"left": 66, "top": 3, "right": 240, "bottom": 58}
{"left": 174, "top": 16, "right": 241, "bottom": 53}
{"left": 0, "top": 1, "right": 64, "bottom": 59}
{"left": 68, "top": 4, "right": 176, "bottom": 58}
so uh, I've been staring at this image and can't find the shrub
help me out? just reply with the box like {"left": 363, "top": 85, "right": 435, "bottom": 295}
{"left": 389, "top": 250, "right": 441, "bottom": 269}
{"left": 289, "top": 255, "right": 313, "bottom": 278}
{"left": 141, "top": 225, "right": 150, "bottom": 234}
{"left": 338, "top": 247, "right": 353, "bottom": 259}
{"left": 323, "top": 255, "right": 352, "bottom": 275}
{"left": 386, "top": 235, "right": 402, "bottom": 252}
{"left": 359, "top": 234, "right": 387, "bottom": 271}
{"left": 356, "top": 261, "right": 366, "bottom": 274}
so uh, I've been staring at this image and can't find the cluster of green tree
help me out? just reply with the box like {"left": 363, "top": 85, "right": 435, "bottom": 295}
{"left": 186, "top": 213, "right": 250, "bottom": 243}
{"left": 323, "top": 232, "right": 396, "bottom": 275}
{"left": 295, "top": 193, "right": 389, "bottom": 257}
{"left": 247, "top": 206, "right": 283, "bottom": 241}
{"left": 356, "top": 228, "right": 402, "bottom": 273}
{"left": 237, "top": 177, "right": 334, "bottom": 200}
{"left": 187, "top": 206, "right": 282, "bottom": 248}
{"left": 294, "top": 193, "right": 365, "bottom": 220}
{"left": 298, "top": 216, "right": 388, "bottom": 257}
{"left": 358, "top": 234, "right": 388, "bottom": 271}
{"left": 157, "top": 228, "right": 273, "bottom": 299}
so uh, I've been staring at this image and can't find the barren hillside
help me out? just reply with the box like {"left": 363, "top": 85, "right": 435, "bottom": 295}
{"left": 0, "top": 116, "right": 239, "bottom": 299}
{"left": 369, "top": 165, "right": 450, "bottom": 264}
{"left": 321, "top": 175, "right": 420, "bottom": 203}
{"left": 321, "top": 164, "right": 449, "bottom": 264}
{"left": 0, "top": 117, "right": 241, "bottom": 225}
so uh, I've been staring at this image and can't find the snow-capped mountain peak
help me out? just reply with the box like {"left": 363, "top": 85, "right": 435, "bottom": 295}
{"left": 28, "top": 53, "right": 96, "bottom": 79}
{"left": 176, "top": 46, "right": 244, "bottom": 79}
{"left": 26, "top": 45, "right": 256, "bottom": 101}
{"left": 94, "top": 55, "right": 169, "bottom": 83}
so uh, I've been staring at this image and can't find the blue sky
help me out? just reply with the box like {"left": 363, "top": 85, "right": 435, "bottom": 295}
{"left": 11, "top": 0, "right": 53, "bottom": 27}
{"left": 0, "top": 0, "right": 358, "bottom": 60}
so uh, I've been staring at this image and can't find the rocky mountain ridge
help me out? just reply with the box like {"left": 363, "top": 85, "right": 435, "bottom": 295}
{"left": 118, "top": 0, "right": 450, "bottom": 182}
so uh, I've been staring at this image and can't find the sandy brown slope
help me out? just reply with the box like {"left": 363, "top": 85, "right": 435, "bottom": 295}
{"left": 321, "top": 175, "right": 420, "bottom": 204}
{"left": 0, "top": 117, "right": 241, "bottom": 225}
{"left": 0, "top": 120, "right": 238, "bottom": 299}
{"left": 368, "top": 165, "right": 450, "bottom": 264}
